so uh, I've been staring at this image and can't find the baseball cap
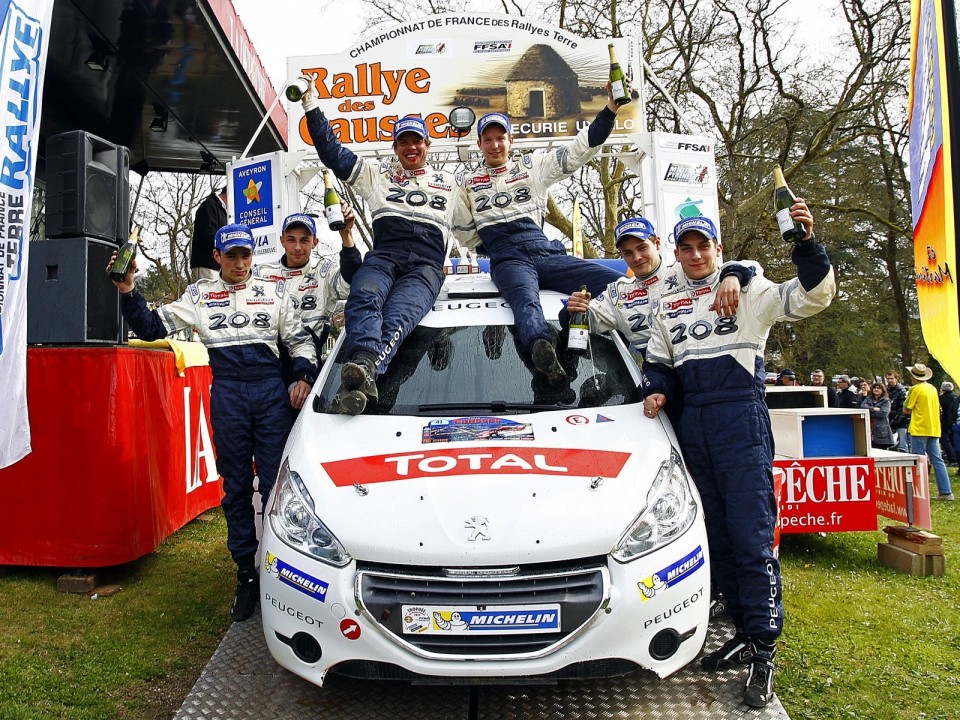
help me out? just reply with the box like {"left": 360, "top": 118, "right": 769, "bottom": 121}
{"left": 614, "top": 217, "right": 657, "bottom": 248}
{"left": 477, "top": 112, "right": 511, "bottom": 135}
{"left": 282, "top": 213, "right": 317, "bottom": 235}
{"left": 215, "top": 224, "right": 255, "bottom": 253}
{"left": 778, "top": 368, "right": 796, "bottom": 379}
{"left": 393, "top": 116, "right": 428, "bottom": 140}
{"left": 673, "top": 215, "right": 718, "bottom": 243}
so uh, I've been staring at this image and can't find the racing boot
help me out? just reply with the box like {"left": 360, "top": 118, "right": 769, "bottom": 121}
{"left": 341, "top": 353, "right": 379, "bottom": 404}
{"left": 231, "top": 566, "right": 259, "bottom": 622}
{"left": 331, "top": 388, "right": 367, "bottom": 416}
{"left": 531, "top": 338, "right": 567, "bottom": 387}
{"left": 701, "top": 630, "right": 753, "bottom": 671}
{"left": 743, "top": 641, "right": 776, "bottom": 708}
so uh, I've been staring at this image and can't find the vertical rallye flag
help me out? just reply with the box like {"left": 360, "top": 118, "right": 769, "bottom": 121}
{"left": 0, "top": 0, "right": 54, "bottom": 468}
{"left": 909, "top": 0, "right": 960, "bottom": 379}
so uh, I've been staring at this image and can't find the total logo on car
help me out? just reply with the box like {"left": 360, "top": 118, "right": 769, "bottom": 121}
{"left": 259, "top": 273, "right": 710, "bottom": 686}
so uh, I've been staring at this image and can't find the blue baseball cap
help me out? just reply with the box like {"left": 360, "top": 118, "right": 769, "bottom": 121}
{"left": 614, "top": 217, "right": 657, "bottom": 248}
{"left": 215, "top": 224, "right": 255, "bottom": 252}
{"left": 282, "top": 213, "right": 317, "bottom": 235}
{"left": 477, "top": 112, "right": 511, "bottom": 135}
{"left": 393, "top": 116, "right": 428, "bottom": 140}
{"left": 673, "top": 215, "right": 718, "bottom": 243}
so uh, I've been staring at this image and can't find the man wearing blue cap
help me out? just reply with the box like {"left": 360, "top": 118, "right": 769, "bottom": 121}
{"left": 560, "top": 216, "right": 753, "bottom": 359}
{"left": 258, "top": 208, "right": 362, "bottom": 382}
{"left": 458, "top": 85, "right": 626, "bottom": 386}
{"left": 641, "top": 201, "right": 835, "bottom": 708}
{"left": 108, "top": 224, "right": 318, "bottom": 622}
{"left": 299, "top": 85, "right": 471, "bottom": 414}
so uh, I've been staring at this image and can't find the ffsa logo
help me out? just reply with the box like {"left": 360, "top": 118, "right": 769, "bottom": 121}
{"left": 675, "top": 142, "right": 711, "bottom": 153}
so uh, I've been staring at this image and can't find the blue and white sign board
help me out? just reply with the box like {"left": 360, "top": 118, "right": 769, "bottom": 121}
{"left": 228, "top": 150, "right": 287, "bottom": 264}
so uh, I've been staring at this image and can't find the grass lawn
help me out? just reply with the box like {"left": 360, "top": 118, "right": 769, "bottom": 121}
{"left": 0, "top": 470, "right": 958, "bottom": 719}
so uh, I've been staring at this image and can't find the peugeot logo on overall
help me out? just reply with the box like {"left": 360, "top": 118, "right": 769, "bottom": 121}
{"left": 465, "top": 516, "right": 490, "bottom": 541}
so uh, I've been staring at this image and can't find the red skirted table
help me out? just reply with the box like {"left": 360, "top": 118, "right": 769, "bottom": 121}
{"left": 0, "top": 346, "right": 222, "bottom": 567}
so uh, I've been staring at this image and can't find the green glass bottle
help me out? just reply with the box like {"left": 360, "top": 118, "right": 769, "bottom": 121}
{"left": 108, "top": 226, "right": 139, "bottom": 282}
{"left": 608, "top": 44, "right": 631, "bottom": 106}
{"left": 773, "top": 165, "right": 805, "bottom": 242}
{"left": 323, "top": 170, "right": 346, "bottom": 231}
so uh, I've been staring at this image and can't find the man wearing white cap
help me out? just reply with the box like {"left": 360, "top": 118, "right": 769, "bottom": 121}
{"left": 458, "top": 83, "right": 626, "bottom": 386}
{"left": 108, "top": 224, "right": 318, "bottom": 622}
{"left": 642, "top": 201, "right": 835, "bottom": 708}
{"left": 300, "top": 85, "right": 470, "bottom": 414}
{"left": 904, "top": 363, "right": 953, "bottom": 499}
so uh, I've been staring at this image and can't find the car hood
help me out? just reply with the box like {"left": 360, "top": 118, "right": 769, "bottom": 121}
{"left": 284, "top": 407, "right": 679, "bottom": 566}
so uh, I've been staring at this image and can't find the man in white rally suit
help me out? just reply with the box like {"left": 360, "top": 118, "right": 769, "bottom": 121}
{"left": 300, "top": 85, "right": 471, "bottom": 414}
{"left": 257, "top": 210, "right": 362, "bottom": 388}
{"left": 459, "top": 85, "right": 625, "bottom": 385}
{"left": 560, "top": 216, "right": 754, "bottom": 361}
{"left": 108, "top": 224, "right": 317, "bottom": 623}
{"left": 641, "top": 206, "right": 835, "bottom": 708}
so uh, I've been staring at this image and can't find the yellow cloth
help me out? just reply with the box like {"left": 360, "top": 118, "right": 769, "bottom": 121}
{"left": 128, "top": 339, "right": 210, "bottom": 376}
{"left": 905, "top": 381, "right": 941, "bottom": 437}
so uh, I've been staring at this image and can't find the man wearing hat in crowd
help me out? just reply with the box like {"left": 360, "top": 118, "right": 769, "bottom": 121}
{"left": 560, "top": 216, "right": 753, "bottom": 361}
{"left": 835, "top": 375, "right": 860, "bottom": 408}
{"left": 938, "top": 381, "right": 958, "bottom": 465}
{"left": 775, "top": 368, "right": 797, "bottom": 386}
{"left": 642, "top": 201, "right": 835, "bottom": 708}
{"left": 108, "top": 224, "right": 318, "bottom": 621}
{"left": 457, "top": 82, "right": 627, "bottom": 386}
{"left": 902, "top": 363, "right": 953, "bottom": 498}
{"left": 258, "top": 207, "right": 362, "bottom": 389}
{"left": 298, "top": 82, "right": 471, "bottom": 414}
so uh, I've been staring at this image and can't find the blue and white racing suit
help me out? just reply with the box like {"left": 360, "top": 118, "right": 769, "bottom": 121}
{"left": 120, "top": 274, "right": 317, "bottom": 565}
{"left": 303, "top": 108, "right": 469, "bottom": 375}
{"left": 642, "top": 241, "right": 835, "bottom": 643}
{"left": 460, "top": 108, "right": 623, "bottom": 350}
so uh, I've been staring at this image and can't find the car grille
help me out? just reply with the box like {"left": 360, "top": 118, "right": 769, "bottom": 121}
{"left": 356, "top": 560, "right": 608, "bottom": 659}
{"left": 331, "top": 658, "right": 641, "bottom": 682}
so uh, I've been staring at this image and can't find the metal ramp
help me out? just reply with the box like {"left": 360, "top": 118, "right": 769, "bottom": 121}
{"left": 175, "top": 613, "right": 790, "bottom": 719}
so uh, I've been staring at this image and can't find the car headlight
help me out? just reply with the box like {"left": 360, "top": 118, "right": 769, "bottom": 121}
{"left": 612, "top": 447, "right": 698, "bottom": 562}
{"left": 268, "top": 459, "right": 351, "bottom": 567}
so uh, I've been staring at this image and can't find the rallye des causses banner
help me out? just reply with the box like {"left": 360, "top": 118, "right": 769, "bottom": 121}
{"left": 909, "top": 0, "right": 960, "bottom": 379}
{"left": 0, "top": 0, "right": 53, "bottom": 468}
{"left": 287, "top": 13, "right": 644, "bottom": 154}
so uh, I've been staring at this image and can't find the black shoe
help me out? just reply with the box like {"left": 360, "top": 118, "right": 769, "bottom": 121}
{"left": 531, "top": 338, "right": 566, "bottom": 387}
{"left": 701, "top": 631, "right": 753, "bottom": 671}
{"left": 231, "top": 567, "right": 259, "bottom": 622}
{"left": 341, "top": 356, "right": 378, "bottom": 403}
{"left": 743, "top": 643, "right": 776, "bottom": 708}
{"left": 709, "top": 587, "right": 727, "bottom": 619}
{"left": 332, "top": 389, "right": 367, "bottom": 416}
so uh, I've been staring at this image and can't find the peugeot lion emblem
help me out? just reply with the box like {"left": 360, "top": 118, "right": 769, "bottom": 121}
{"left": 465, "top": 516, "right": 490, "bottom": 541}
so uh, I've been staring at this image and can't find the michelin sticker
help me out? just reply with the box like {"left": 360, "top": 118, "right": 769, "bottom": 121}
{"left": 402, "top": 604, "right": 561, "bottom": 634}
{"left": 264, "top": 551, "right": 329, "bottom": 602}
{"left": 637, "top": 545, "right": 704, "bottom": 601}
{"left": 422, "top": 417, "right": 533, "bottom": 443}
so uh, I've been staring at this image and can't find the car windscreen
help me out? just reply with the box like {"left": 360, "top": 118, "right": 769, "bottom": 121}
{"left": 315, "top": 325, "right": 640, "bottom": 416}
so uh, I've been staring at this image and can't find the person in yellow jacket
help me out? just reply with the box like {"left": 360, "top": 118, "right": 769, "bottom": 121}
{"left": 904, "top": 363, "right": 953, "bottom": 500}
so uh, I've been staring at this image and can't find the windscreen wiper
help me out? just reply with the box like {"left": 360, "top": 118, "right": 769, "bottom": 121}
{"left": 417, "top": 401, "right": 570, "bottom": 414}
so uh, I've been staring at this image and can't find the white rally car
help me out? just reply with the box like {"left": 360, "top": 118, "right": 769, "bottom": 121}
{"left": 260, "top": 273, "right": 710, "bottom": 686}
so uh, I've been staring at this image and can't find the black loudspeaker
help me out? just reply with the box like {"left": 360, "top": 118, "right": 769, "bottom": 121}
{"left": 27, "top": 237, "right": 126, "bottom": 344}
{"left": 45, "top": 131, "right": 131, "bottom": 243}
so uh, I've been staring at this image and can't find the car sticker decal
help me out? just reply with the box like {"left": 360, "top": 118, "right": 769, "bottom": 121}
{"left": 422, "top": 417, "right": 534, "bottom": 443}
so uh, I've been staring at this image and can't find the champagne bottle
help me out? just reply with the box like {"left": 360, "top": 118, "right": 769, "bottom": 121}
{"left": 608, "top": 43, "right": 631, "bottom": 106}
{"left": 109, "top": 225, "right": 140, "bottom": 282}
{"left": 567, "top": 285, "right": 590, "bottom": 355}
{"left": 772, "top": 165, "right": 805, "bottom": 242}
{"left": 323, "top": 170, "right": 346, "bottom": 231}
{"left": 285, "top": 75, "right": 311, "bottom": 102}
{"left": 443, "top": 254, "right": 453, "bottom": 275}
{"left": 455, "top": 250, "right": 469, "bottom": 274}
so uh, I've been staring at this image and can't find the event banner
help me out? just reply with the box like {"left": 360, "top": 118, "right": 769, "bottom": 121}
{"left": 774, "top": 457, "right": 878, "bottom": 534}
{"left": 909, "top": 0, "right": 960, "bottom": 380}
{"left": 874, "top": 456, "right": 933, "bottom": 530}
{"left": 227, "top": 150, "right": 290, "bottom": 265}
{"left": 287, "top": 13, "right": 644, "bottom": 155}
{"left": 649, "top": 132, "right": 720, "bottom": 251}
{"left": 0, "top": 0, "right": 53, "bottom": 468}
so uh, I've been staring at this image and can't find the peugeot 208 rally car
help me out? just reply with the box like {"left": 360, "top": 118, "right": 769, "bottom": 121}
{"left": 260, "top": 273, "right": 710, "bottom": 686}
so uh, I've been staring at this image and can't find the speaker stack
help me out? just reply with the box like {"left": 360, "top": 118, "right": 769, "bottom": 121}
{"left": 29, "top": 130, "right": 131, "bottom": 344}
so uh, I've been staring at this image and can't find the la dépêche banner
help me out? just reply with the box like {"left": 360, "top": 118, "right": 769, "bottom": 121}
{"left": 286, "top": 13, "right": 644, "bottom": 154}
{"left": 909, "top": 0, "right": 960, "bottom": 380}
{"left": 0, "top": 0, "right": 53, "bottom": 469}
